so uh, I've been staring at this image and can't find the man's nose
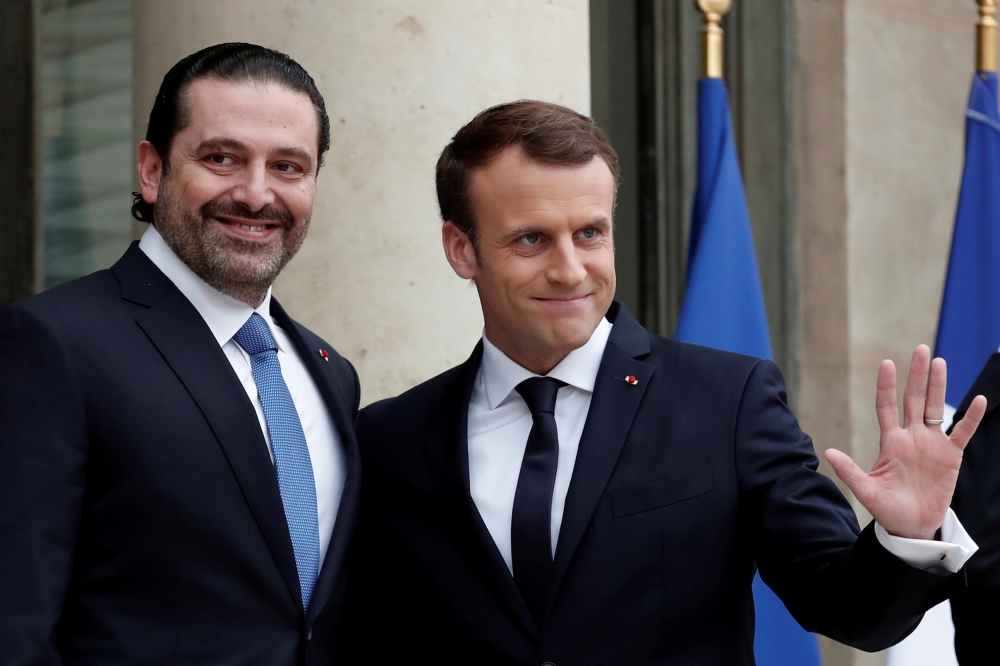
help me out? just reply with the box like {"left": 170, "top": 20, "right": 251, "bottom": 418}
{"left": 547, "top": 237, "right": 588, "bottom": 285}
{"left": 230, "top": 162, "right": 275, "bottom": 212}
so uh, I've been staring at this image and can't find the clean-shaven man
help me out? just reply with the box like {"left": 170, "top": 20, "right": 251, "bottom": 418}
{"left": 349, "top": 100, "right": 986, "bottom": 664}
{"left": 0, "top": 44, "right": 359, "bottom": 664}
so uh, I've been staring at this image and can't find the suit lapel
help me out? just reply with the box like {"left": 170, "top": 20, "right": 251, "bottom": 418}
{"left": 430, "top": 344, "right": 539, "bottom": 636}
{"left": 113, "top": 244, "right": 303, "bottom": 612}
{"left": 269, "top": 301, "right": 361, "bottom": 624}
{"left": 134, "top": 286, "right": 304, "bottom": 611}
{"left": 548, "top": 305, "right": 655, "bottom": 604}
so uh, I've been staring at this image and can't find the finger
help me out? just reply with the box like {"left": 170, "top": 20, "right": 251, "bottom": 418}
{"left": 875, "top": 360, "right": 899, "bottom": 433}
{"left": 924, "top": 357, "right": 947, "bottom": 424}
{"left": 902, "top": 345, "right": 931, "bottom": 428}
{"left": 824, "top": 448, "right": 876, "bottom": 508}
{"left": 949, "top": 394, "right": 988, "bottom": 451}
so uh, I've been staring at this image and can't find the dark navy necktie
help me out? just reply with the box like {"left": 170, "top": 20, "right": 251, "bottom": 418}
{"left": 233, "top": 313, "right": 320, "bottom": 611}
{"left": 512, "top": 376, "right": 565, "bottom": 623}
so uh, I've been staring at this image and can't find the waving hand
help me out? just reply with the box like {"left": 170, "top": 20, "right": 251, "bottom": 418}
{"left": 824, "top": 345, "right": 987, "bottom": 540}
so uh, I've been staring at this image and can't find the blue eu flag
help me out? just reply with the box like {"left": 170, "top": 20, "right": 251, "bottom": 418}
{"left": 674, "top": 77, "right": 821, "bottom": 666}
{"left": 934, "top": 71, "right": 1000, "bottom": 410}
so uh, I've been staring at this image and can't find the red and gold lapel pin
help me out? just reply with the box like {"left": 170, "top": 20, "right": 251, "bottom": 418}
{"left": 625, "top": 375, "right": 638, "bottom": 386}
{"left": 319, "top": 349, "right": 330, "bottom": 362}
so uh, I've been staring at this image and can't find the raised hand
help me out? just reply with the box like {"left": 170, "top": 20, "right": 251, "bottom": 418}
{"left": 824, "top": 344, "right": 987, "bottom": 540}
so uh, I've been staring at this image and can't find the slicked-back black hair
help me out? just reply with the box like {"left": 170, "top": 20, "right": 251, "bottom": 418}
{"left": 132, "top": 42, "right": 330, "bottom": 222}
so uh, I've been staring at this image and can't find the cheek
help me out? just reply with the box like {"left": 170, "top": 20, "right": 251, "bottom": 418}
{"left": 501, "top": 262, "right": 547, "bottom": 301}
{"left": 286, "top": 181, "right": 316, "bottom": 215}
{"left": 592, "top": 250, "right": 617, "bottom": 286}
{"left": 177, "top": 172, "right": 228, "bottom": 209}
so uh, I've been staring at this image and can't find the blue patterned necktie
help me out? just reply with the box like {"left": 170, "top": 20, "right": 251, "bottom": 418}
{"left": 233, "top": 313, "right": 320, "bottom": 611}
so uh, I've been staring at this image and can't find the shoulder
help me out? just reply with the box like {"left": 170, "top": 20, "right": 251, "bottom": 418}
{"left": 0, "top": 273, "right": 126, "bottom": 394}
{"left": 361, "top": 363, "right": 467, "bottom": 430}
{"left": 646, "top": 333, "right": 779, "bottom": 398}
{"left": 7, "top": 269, "right": 120, "bottom": 318}
{"left": 1, "top": 269, "right": 125, "bottom": 340}
{"left": 356, "top": 360, "right": 473, "bottom": 460}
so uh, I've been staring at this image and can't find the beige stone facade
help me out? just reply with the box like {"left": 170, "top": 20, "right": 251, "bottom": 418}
{"left": 129, "top": 2, "right": 985, "bottom": 665}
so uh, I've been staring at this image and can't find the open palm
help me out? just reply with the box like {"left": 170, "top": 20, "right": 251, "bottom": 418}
{"left": 825, "top": 345, "right": 987, "bottom": 540}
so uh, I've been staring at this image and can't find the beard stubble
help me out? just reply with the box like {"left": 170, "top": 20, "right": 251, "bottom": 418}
{"left": 153, "top": 176, "right": 311, "bottom": 306}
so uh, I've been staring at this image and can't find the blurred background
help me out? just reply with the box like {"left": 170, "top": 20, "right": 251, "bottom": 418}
{"left": 0, "top": 2, "right": 983, "bottom": 664}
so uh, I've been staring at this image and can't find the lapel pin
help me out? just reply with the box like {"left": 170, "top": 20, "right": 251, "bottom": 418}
{"left": 625, "top": 375, "right": 638, "bottom": 386}
{"left": 319, "top": 349, "right": 330, "bottom": 362}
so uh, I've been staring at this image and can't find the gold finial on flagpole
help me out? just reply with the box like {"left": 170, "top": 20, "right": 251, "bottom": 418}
{"left": 696, "top": 0, "right": 732, "bottom": 79}
{"left": 978, "top": 0, "right": 998, "bottom": 73}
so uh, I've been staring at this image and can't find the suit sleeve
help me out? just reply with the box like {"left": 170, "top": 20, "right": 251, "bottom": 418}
{"left": 951, "top": 587, "right": 1000, "bottom": 665}
{"left": 735, "top": 360, "right": 963, "bottom": 652}
{"left": 0, "top": 304, "right": 88, "bottom": 664}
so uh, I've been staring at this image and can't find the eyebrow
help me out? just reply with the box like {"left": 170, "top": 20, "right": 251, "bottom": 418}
{"left": 195, "top": 137, "right": 316, "bottom": 171}
{"left": 195, "top": 137, "right": 250, "bottom": 154}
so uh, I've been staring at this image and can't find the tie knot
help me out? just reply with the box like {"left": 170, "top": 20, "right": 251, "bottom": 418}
{"left": 515, "top": 376, "right": 565, "bottom": 416}
{"left": 233, "top": 313, "right": 278, "bottom": 357}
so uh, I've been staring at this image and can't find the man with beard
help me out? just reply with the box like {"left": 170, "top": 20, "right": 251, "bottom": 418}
{"left": 0, "top": 44, "right": 359, "bottom": 665}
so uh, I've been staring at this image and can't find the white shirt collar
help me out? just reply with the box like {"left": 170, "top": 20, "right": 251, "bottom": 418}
{"left": 480, "top": 317, "right": 614, "bottom": 411}
{"left": 137, "top": 224, "right": 283, "bottom": 351}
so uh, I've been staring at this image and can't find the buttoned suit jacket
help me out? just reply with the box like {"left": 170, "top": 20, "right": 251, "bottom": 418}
{"left": 949, "top": 353, "right": 1000, "bottom": 665}
{"left": 349, "top": 302, "right": 963, "bottom": 665}
{"left": 0, "top": 243, "right": 360, "bottom": 665}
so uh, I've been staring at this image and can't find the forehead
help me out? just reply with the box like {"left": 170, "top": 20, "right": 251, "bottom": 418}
{"left": 470, "top": 147, "right": 616, "bottom": 222}
{"left": 179, "top": 78, "right": 318, "bottom": 154}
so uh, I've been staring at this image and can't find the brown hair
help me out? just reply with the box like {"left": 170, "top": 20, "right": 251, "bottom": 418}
{"left": 435, "top": 100, "right": 619, "bottom": 249}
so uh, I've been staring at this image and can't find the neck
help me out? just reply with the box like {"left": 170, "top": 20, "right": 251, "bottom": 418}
{"left": 507, "top": 352, "right": 566, "bottom": 376}
{"left": 188, "top": 263, "right": 270, "bottom": 307}
{"left": 483, "top": 331, "right": 571, "bottom": 375}
{"left": 219, "top": 284, "right": 268, "bottom": 308}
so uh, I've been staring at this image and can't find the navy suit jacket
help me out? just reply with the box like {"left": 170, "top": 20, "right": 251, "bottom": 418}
{"left": 0, "top": 243, "right": 361, "bottom": 665}
{"left": 949, "top": 353, "right": 1000, "bottom": 665}
{"left": 349, "top": 302, "right": 962, "bottom": 665}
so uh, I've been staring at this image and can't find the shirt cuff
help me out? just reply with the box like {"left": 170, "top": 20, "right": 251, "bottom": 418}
{"left": 874, "top": 508, "right": 979, "bottom": 574}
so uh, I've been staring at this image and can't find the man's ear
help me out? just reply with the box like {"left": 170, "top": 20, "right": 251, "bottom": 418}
{"left": 442, "top": 221, "right": 478, "bottom": 280}
{"left": 137, "top": 141, "right": 163, "bottom": 205}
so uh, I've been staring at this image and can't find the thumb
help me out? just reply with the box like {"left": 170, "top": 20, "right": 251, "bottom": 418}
{"left": 824, "top": 448, "right": 875, "bottom": 508}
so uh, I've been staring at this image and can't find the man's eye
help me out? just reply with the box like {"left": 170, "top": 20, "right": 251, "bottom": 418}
{"left": 519, "top": 234, "right": 541, "bottom": 245}
{"left": 209, "top": 154, "right": 234, "bottom": 165}
{"left": 580, "top": 228, "right": 597, "bottom": 239}
{"left": 275, "top": 162, "right": 297, "bottom": 173}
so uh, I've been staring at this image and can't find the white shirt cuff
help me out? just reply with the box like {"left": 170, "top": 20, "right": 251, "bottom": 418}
{"left": 874, "top": 508, "right": 978, "bottom": 574}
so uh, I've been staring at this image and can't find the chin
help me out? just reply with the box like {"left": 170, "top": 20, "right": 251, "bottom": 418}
{"left": 547, "top": 328, "right": 594, "bottom": 354}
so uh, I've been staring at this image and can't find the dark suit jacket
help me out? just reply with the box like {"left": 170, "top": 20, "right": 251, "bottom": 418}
{"left": 0, "top": 243, "right": 361, "bottom": 665}
{"left": 949, "top": 353, "right": 1000, "bottom": 665}
{"left": 350, "top": 302, "right": 962, "bottom": 665}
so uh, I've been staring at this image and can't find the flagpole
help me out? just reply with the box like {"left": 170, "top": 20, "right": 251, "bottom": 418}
{"left": 979, "top": 0, "right": 998, "bottom": 73}
{"left": 695, "top": 0, "right": 732, "bottom": 79}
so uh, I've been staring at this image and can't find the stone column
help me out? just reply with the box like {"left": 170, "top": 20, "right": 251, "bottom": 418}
{"left": 795, "top": 1, "right": 977, "bottom": 665}
{"left": 132, "top": 0, "right": 591, "bottom": 404}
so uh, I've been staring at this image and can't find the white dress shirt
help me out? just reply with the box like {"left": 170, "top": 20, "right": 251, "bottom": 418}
{"left": 139, "top": 225, "right": 346, "bottom": 563}
{"left": 468, "top": 318, "right": 613, "bottom": 572}
{"left": 467, "top": 318, "right": 977, "bottom": 575}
